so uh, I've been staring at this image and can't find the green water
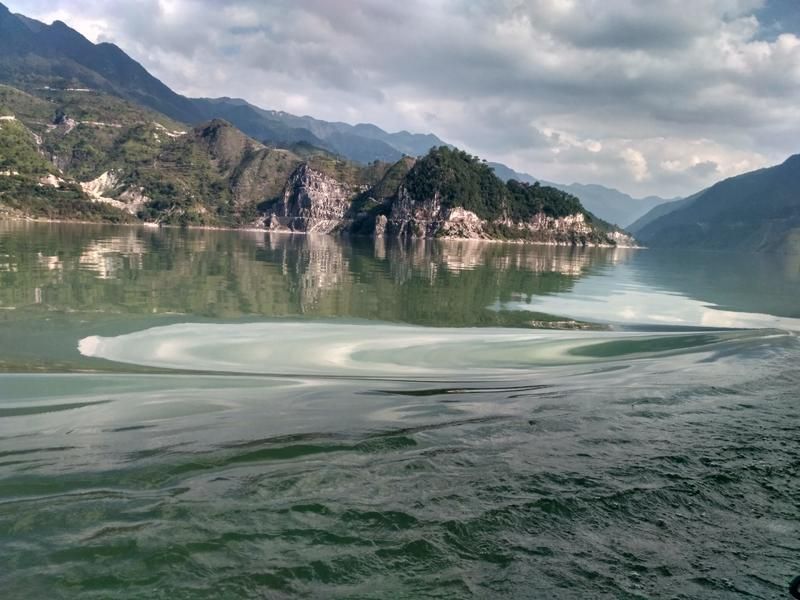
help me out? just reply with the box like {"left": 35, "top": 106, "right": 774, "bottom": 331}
{"left": 0, "top": 221, "right": 798, "bottom": 598}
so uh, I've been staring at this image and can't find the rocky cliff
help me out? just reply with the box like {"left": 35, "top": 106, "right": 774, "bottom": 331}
{"left": 265, "top": 163, "right": 359, "bottom": 234}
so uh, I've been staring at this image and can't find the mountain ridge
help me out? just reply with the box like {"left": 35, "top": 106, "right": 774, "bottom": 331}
{"left": 633, "top": 154, "right": 800, "bottom": 252}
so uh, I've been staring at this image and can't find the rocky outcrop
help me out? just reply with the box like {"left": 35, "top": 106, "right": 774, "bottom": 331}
{"left": 265, "top": 164, "right": 358, "bottom": 234}
{"left": 381, "top": 187, "right": 489, "bottom": 239}
{"left": 385, "top": 187, "right": 447, "bottom": 238}
{"left": 80, "top": 170, "right": 120, "bottom": 199}
{"left": 80, "top": 171, "right": 151, "bottom": 215}
{"left": 492, "top": 212, "right": 632, "bottom": 246}
{"left": 261, "top": 171, "right": 637, "bottom": 246}
{"left": 606, "top": 229, "right": 638, "bottom": 247}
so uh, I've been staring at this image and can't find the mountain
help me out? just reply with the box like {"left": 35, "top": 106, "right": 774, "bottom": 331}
{"left": 488, "top": 162, "right": 537, "bottom": 185}
{"left": 488, "top": 162, "right": 672, "bottom": 227}
{"left": 627, "top": 193, "right": 700, "bottom": 235}
{"left": 548, "top": 183, "right": 672, "bottom": 229}
{"left": 0, "top": 3, "right": 635, "bottom": 244}
{"left": 0, "top": 82, "right": 318, "bottom": 225}
{"left": 204, "top": 98, "right": 446, "bottom": 160}
{"left": 634, "top": 155, "right": 800, "bottom": 252}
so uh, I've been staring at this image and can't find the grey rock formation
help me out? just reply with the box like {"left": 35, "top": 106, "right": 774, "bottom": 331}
{"left": 266, "top": 164, "right": 357, "bottom": 234}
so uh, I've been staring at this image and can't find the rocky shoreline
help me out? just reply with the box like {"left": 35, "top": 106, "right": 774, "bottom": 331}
{"left": 0, "top": 214, "right": 641, "bottom": 249}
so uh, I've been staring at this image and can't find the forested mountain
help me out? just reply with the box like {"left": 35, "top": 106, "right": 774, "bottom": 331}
{"left": 360, "top": 147, "right": 632, "bottom": 245}
{"left": 0, "top": 2, "right": 202, "bottom": 122}
{"left": 633, "top": 155, "right": 800, "bottom": 252}
{"left": 10, "top": 0, "right": 795, "bottom": 252}
{"left": 627, "top": 194, "right": 700, "bottom": 235}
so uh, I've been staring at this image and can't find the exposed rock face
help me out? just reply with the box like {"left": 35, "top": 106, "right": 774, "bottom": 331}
{"left": 386, "top": 187, "right": 446, "bottom": 238}
{"left": 493, "top": 212, "right": 617, "bottom": 245}
{"left": 80, "top": 171, "right": 151, "bottom": 215}
{"left": 116, "top": 187, "right": 151, "bottom": 215}
{"left": 80, "top": 170, "right": 120, "bottom": 199}
{"left": 266, "top": 164, "right": 357, "bottom": 234}
{"left": 606, "top": 229, "right": 638, "bottom": 247}
{"left": 38, "top": 174, "right": 66, "bottom": 188}
{"left": 374, "top": 214, "right": 388, "bottom": 237}
{"left": 382, "top": 187, "right": 490, "bottom": 240}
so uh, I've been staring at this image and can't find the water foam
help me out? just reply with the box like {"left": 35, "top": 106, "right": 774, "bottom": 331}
{"left": 77, "top": 321, "right": 782, "bottom": 379}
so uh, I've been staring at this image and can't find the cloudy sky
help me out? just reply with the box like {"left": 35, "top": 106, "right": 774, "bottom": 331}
{"left": 6, "top": 0, "right": 800, "bottom": 197}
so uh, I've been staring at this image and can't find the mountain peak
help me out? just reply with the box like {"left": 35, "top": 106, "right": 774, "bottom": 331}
{"left": 199, "top": 118, "right": 236, "bottom": 131}
{"left": 193, "top": 118, "right": 264, "bottom": 167}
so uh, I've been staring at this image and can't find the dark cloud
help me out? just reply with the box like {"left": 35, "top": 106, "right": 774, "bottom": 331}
{"left": 5, "top": 0, "right": 799, "bottom": 197}
{"left": 688, "top": 160, "right": 721, "bottom": 178}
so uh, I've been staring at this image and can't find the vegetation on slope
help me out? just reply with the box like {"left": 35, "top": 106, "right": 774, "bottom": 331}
{"left": 0, "top": 117, "right": 52, "bottom": 174}
{"left": 404, "top": 147, "right": 507, "bottom": 219}
{"left": 636, "top": 155, "right": 800, "bottom": 252}
{"left": 404, "top": 146, "right": 606, "bottom": 222}
{"left": 348, "top": 157, "right": 417, "bottom": 234}
{"left": 0, "top": 117, "right": 130, "bottom": 222}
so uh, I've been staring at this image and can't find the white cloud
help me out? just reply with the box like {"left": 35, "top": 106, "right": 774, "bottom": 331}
{"left": 621, "top": 148, "right": 650, "bottom": 182}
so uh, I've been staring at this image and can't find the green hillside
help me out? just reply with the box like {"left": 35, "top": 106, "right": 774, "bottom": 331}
{"left": 635, "top": 155, "right": 800, "bottom": 252}
{"left": 402, "top": 147, "right": 619, "bottom": 239}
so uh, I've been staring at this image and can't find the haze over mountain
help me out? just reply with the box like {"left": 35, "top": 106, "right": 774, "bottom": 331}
{"left": 488, "top": 162, "right": 673, "bottom": 228}
{"left": 0, "top": 2, "right": 444, "bottom": 164}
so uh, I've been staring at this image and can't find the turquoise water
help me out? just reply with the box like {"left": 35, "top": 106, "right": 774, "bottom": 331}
{"left": 0, "top": 222, "right": 798, "bottom": 598}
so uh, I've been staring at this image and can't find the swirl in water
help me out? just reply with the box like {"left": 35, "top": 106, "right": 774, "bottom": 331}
{"left": 78, "top": 321, "right": 787, "bottom": 379}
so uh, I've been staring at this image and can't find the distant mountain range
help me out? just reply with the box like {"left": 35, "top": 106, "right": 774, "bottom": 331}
{"left": 0, "top": 2, "right": 669, "bottom": 228}
{"left": 631, "top": 155, "right": 800, "bottom": 253}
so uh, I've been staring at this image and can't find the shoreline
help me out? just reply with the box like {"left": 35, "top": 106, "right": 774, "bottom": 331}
{"left": 0, "top": 215, "right": 644, "bottom": 249}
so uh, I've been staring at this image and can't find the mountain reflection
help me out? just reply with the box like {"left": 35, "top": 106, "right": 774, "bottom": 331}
{"left": 0, "top": 223, "right": 633, "bottom": 326}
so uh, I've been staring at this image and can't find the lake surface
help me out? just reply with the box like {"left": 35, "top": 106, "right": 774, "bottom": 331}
{"left": 0, "top": 221, "right": 798, "bottom": 599}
